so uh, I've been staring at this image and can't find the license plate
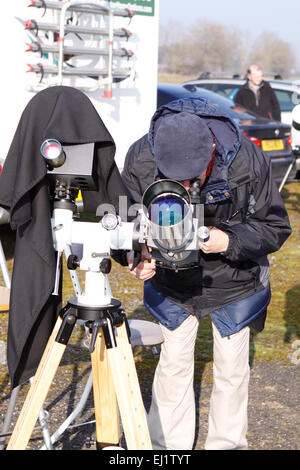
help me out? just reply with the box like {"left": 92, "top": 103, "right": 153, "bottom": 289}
{"left": 261, "top": 139, "right": 284, "bottom": 151}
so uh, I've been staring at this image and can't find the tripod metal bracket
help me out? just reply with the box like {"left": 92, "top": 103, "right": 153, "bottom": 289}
{"left": 87, "top": 307, "right": 130, "bottom": 352}
{"left": 56, "top": 305, "right": 77, "bottom": 345}
{"left": 56, "top": 298, "right": 130, "bottom": 353}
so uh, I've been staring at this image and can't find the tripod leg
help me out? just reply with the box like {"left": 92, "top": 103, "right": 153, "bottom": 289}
{"left": 107, "top": 321, "right": 152, "bottom": 450}
{"left": 7, "top": 310, "right": 75, "bottom": 450}
{"left": 90, "top": 331, "right": 120, "bottom": 449}
{"left": 0, "top": 386, "right": 20, "bottom": 450}
{"left": 279, "top": 160, "right": 295, "bottom": 192}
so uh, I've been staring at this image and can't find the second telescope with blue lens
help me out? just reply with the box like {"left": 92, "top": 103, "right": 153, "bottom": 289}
{"left": 141, "top": 180, "right": 207, "bottom": 270}
{"left": 149, "top": 195, "right": 185, "bottom": 227}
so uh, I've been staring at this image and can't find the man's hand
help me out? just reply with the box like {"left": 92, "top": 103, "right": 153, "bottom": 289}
{"left": 127, "top": 245, "right": 156, "bottom": 281}
{"left": 199, "top": 227, "right": 229, "bottom": 254}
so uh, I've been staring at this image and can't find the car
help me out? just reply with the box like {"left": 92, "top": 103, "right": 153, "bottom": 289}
{"left": 182, "top": 72, "right": 300, "bottom": 125}
{"left": 157, "top": 83, "right": 295, "bottom": 184}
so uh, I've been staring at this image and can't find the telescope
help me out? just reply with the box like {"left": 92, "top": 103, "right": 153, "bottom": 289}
{"left": 141, "top": 179, "right": 208, "bottom": 269}
{"left": 7, "top": 136, "right": 154, "bottom": 451}
{"left": 6, "top": 135, "right": 210, "bottom": 450}
{"left": 41, "top": 138, "right": 209, "bottom": 273}
{"left": 40, "top": 138, "right": 135, "bottom": 301}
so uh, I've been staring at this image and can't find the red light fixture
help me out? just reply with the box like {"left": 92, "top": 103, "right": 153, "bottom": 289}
{"left": 242, "top": 132, "right": 261, "bottom": 147}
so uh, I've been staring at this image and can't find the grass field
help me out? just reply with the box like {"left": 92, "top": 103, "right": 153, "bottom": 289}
{"left": 157, "top": 73, "right": 195, "bottom": 84}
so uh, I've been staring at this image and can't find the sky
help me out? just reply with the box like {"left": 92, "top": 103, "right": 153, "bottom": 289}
{"left": 159, "top": 0, "right": 300, "bottom": 63}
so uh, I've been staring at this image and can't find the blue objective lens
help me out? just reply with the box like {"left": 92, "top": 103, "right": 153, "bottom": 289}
{"left": 149, "top": 196, "right": 186, "bottom": 226}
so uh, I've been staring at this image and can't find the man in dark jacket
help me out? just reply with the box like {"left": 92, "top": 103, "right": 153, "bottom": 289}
{"left": 234, "top": 64, "right": 281, "bottom": 121}
{"left": 118, "top": 97, "right": 291, "bottom": 450}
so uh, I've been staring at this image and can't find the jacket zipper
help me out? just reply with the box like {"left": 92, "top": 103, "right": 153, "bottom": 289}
{"left": 226, "top": 209, "right": 240, "bottom": 222}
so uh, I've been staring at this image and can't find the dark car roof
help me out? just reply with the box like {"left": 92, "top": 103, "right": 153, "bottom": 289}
{"left": 157, "top": 82, "right": 286, "bottom": 127}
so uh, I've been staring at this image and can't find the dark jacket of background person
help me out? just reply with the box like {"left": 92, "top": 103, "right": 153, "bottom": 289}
{"left": 118, "top": 97, "right": 291, "bottom": 332}
{"left": 234, "top": 80, "right": 281, "bottom": 121}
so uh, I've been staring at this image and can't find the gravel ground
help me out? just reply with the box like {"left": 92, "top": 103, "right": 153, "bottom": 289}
{"left": 195, "top": 360, "right": 300, "bottom": 450}
{"left": 1, "top": 334, "right": 299, "bottom": 451}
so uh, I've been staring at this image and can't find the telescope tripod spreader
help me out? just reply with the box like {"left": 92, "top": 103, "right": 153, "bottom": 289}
{"left": 6, "top": 189, "right": 152, "bottom": 450}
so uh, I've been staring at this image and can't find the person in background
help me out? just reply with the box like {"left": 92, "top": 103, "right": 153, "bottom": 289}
{"left": 234, "top": 64, "right": 281, "bottom": 121}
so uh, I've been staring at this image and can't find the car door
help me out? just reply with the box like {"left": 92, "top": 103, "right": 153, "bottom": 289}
{"left": 272, "top": 88, "right": 300, "bottom": 125}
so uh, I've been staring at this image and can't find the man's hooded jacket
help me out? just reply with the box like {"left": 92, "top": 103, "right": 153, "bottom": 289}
{"left": 0, "top": 86, "right": 129, "bottom": 387}
{"left": 120, "top": 97, "right": 291, "bottom": 334}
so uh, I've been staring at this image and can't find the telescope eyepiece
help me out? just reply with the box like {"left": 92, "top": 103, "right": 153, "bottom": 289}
{"left": 41, "top": 139, "right": 66, "bottom": 168}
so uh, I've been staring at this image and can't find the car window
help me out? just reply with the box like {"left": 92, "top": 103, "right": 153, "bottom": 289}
{"left": 273, "top": 89, "right": 300, "bottom": 112}
{"left": 194, "top": 83, "right": 215, "bottom": 91}
{"left": 193, "top": 83, "right": 242, "bottom": 100}
{"left": 229, "top": 105, "right": 260, "bottom": 120}
{"left": 157, "top": 91, "right": 175, "bottom": 108}
{"left": 211, "top": 84, "right": 240, "bottom": 98}
{"left": 227, "top": 87, "right": 240, "bottom": 100}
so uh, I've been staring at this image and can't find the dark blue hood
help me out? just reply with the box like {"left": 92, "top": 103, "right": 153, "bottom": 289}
{"left": 148, "top": 98, "right": 242, "bottom": 204}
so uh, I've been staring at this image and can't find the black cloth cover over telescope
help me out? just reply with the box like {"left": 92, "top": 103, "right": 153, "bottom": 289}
{"left": 0, "top": 86, "right": 129, "bottom": 387}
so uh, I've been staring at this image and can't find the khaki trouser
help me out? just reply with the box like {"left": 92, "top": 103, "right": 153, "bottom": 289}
{"left": 147, "top": 315, "right": 250, "bottom": 450}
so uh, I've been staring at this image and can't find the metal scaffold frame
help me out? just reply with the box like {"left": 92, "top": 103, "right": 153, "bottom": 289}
{"left": 22, "top": 0, "right": 135, "bottom": 96}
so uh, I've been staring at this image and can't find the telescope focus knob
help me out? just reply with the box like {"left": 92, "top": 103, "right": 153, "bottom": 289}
{"left": 198, "top": 226, "right": 210, "bottom": 243}
{"left": 100, "top": 258, "right": 112, "bottom": 274}
{"left": 67, "top": 254, "right": 80, "bottom": 270}
{"left": 101, "top": 213, "right": 119, "bottom": 230}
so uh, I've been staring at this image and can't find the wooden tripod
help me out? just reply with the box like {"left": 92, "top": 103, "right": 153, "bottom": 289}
{"left": 6, "top": 299, "right": 152, "bottom": 450}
